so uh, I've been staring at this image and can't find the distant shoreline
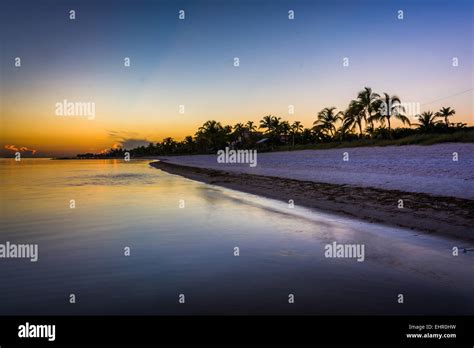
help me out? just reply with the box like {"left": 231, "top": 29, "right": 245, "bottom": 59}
{"left": 150, "top": 160, "right": 474, "bottom": 241}
{"left": 1, "top": 132, "right": 472, "bottom": 159}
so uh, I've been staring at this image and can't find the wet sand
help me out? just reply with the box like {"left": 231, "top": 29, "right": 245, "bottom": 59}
{"left": 150, "top": 161, "right": 474, "bottom": 240}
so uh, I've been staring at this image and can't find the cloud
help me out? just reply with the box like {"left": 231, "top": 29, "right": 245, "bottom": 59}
{"left": 106, "top": 130, "right": 154, "bottom": 150}
{"left": 107, "top": 130, "right": 138, "bottom": 138}
{"left": 4, "top": 144, "right": 37, "bottom": 155}
{"left": 107, "top": 130, "right": 120, "bottom": 137}
{"left": 120, "top": 138, "right": 152, "bottom": 149}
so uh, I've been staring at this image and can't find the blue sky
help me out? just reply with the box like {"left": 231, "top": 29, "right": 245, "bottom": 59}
{"left": 1, "top": 0, "right": 472, "bottom": 155}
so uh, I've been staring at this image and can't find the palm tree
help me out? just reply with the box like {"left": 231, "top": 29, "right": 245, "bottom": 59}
{"left": 259, "top": 115, "right": 273, "bottom": 134}
{"left": 259, "top": 115, "right": 281, "bottom": 136}
{"left": 313, "top": 107, "right": 343, "bottom": 138}
{"left": 196, "top": 120, "right": 225, "bottom": 151}
{"left": 301, "top": 128, "right": 314, "bottom": 143}
{"left": 435, "top": 107, "right": 455, "bottom": 127}
{"left": 233, "top": 123, "right": 245, "bottom": 138}
{"left": 374, "top": 93, "right": 410, "bottom": 131}
{"left": 343, "top": 100, "right": 365, "bottom": 137}
{"left": 231, "top": 123, "right": 246, "bottom": 146}
{"left": 146, "top": 142, "right": 157, "bottom": 155}
{"left": 197, "top": 120, "right": 222, "bottom": 135}
{"left": 279, "top": 121, "right": 291, "bottom": 135}
{"left": 223, "top": 125, "right": 233, "bottom": 142}
{"left": 272, "top": 116, "right": 281, "bottom": 132}
{"left": 246, "top": 121, "right": 257, "bottom": 132}
{"left": 278, "top": 121, "right": 291, "bottom": 144}
{"left": 356, "top": 87, "right": 380, "bottom": 129}
{"left": 183, "top": 135, "right": 195, "bottom": 153}
{"left": 290, "top": 121, "right": 304, "bottom": 146}
{"left": 415, "top": 111, "right": 441, "bottom": 132}
{"left": 162, "top": 137, "right": 177, "bottom": 153}
{"left": 335, "top": 122, "right": 353, "bottom": 141}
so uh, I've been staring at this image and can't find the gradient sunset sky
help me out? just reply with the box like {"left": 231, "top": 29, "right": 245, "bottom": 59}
{"left": 1, "top": 0, "right": 473, "bottom": 156}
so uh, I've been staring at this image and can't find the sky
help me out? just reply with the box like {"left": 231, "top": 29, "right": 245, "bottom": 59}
{"left": 1, "top": 0, "right": 473, "bottom": 156}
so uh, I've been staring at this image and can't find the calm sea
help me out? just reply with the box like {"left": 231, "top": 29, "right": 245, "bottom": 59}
{"left": 0, "top": 159, "right": 472, "bottom": 315}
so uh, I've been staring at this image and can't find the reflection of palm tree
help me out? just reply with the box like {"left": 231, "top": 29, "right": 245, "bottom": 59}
{"left": 356, "top": 87, "right": 380, "bottom": 128}
{"left": 374, "top": 93, "right": 410, "bottom": 131}
{"left": 415, "top": 111, "right": 440, "bottom": 131}
{"left": 313, "top": 107, "right": 342, "bottom": 138}
{"left": 435, "top": 107, "right": 455, "bottom": 127}
{"left": 343, "top": 100, "right": 365, "bottom": 137}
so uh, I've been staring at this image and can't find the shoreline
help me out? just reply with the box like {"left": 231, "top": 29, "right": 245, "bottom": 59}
{"left": 150, "top": 160, "right": 474, "bottom": 241}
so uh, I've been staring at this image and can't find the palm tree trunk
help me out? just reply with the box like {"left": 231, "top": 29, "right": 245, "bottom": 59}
{"left": 387, "top": 117, "right": 392, "bottom": 139}
{"left": 367, "top": 111, "right": 373, "bottom": 129}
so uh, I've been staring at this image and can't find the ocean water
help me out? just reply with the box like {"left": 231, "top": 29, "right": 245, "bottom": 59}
{"left": 0, "top": 158, "right": 473, "bottom": 315}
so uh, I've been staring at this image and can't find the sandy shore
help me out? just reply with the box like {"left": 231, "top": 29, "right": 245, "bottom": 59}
{"left": 150, "top": 160, "right": 474, "bottom": 240}
{"left": 158, "top": 144, "right": 474, "bottom": 200}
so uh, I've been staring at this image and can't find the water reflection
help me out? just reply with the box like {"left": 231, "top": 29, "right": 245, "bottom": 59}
{"left": 0, "top": 159, "right": 472, "bottom": 315}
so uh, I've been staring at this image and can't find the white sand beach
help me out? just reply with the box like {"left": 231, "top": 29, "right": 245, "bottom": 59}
{"left": 160, "top": 143, "right": 474, "bottom": 200}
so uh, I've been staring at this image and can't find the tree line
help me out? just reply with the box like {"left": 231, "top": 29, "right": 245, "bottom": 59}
{"left": 77, "top": 87, "right": 467, "bottom": 158}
